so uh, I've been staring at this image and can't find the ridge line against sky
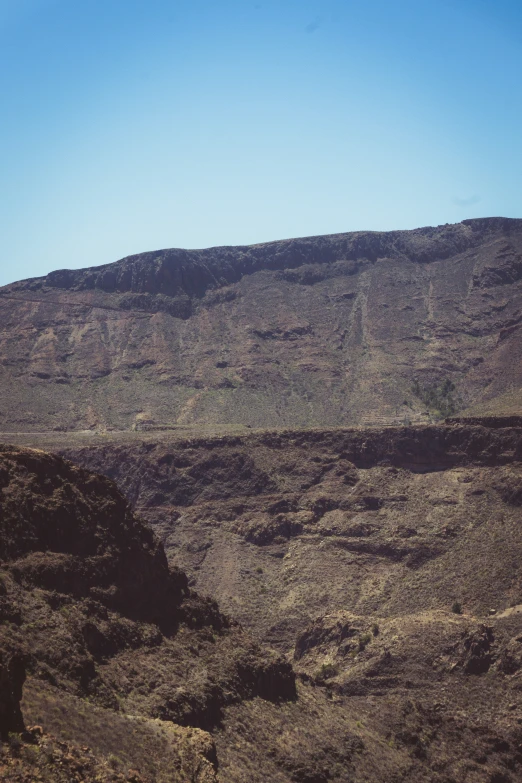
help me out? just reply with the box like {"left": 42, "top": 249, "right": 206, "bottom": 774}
{"left": 1, "top": 0, "right": 521, "bottom": 286}
{"left": 3, "top": 215, "right": 519, "bottom": 286}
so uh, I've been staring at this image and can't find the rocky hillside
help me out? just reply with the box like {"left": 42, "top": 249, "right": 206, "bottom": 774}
{"left": 3, "top": 215, "right": 522, "bottom": 781}
{"left": 1, "top": 217, "right": 522, "bottom": 430}
{"left": 4, "top": 434, "right": 522, "bottom": 782}
{"left": 0, "top": 445, "right": 300, "bottom": 782}
{"left": 30, "top": 422, "right": 520, "bottom": 650}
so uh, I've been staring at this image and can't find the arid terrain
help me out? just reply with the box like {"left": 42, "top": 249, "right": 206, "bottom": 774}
{"left": 3, "top": 438, "right": 522, "bottom": 783}
{"left": 2, "top": 219, "right": 522, "bottom": 781}
{"left": 1, "top": 217, "right": 522, "bottom": 431}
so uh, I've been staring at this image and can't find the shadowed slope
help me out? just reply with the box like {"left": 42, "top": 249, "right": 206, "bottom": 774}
{"left": 4, "top": 435, "right": 522, "bottom": 780}
{"left": 31, "top": 422, "right": 522, "bottom": 650}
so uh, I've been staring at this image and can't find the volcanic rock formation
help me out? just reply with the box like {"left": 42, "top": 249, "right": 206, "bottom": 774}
{"left": 0, "top": 445, "right": 304, "bottom": 781}
{"left": 0, "top": 445, "right": 295, "bottom": 719}
{"left": 3, "top": 218, "right": 522, "bottom": 781}
{"left": 0, "top": 440, "right": 522, "bottom": 783}
{"left": 23, "top": 422, "right": 521, "bottom": 651}
{"left": 3, "top": 443, "right": 522, "bottom": 782}
{"left": 1, "top": 217, "right": 522, "bottom": 431}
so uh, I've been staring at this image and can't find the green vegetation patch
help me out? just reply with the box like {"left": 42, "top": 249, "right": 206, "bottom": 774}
{"left": 412, "top": 378, "right": 458, "bottom": 419}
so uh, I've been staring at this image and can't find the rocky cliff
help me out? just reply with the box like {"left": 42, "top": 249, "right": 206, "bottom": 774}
{"left": 0, "top": 445, "right": 295, "bottom": 718}
{"left": 1, "top": 217, "right": 522, "bottom": 430}
{"left": 27, "top": 422, "right": 519, "bottom": 651}
{"left": 3, "top": 441, "right": 522, "bottom": 782}
{"left": 0, "top": 445, "right": 313, "bottom": 782}
{"left": 5, "top": 429, "right": 522, "bottom": 782}
{"left": 0, "top": 651, "right": 25, "bottom": 738}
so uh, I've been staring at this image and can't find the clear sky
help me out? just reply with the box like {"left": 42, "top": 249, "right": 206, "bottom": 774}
{"left": 1, "top": 0, "right": 521, "bottom": 285}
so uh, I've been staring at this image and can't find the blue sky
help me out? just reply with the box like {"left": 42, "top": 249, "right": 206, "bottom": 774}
{"left": 1, "top": 0, "right": 521, "bottom": 285}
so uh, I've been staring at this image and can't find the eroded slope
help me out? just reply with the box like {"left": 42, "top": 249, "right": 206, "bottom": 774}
{"left": 40, "top": 423, "right": 522, "bottom": 650}
{"left": 1, "top": 217, "right": 522, "bottom": 430}
{"left": 4, "top": 434, "right": 522, "bottom": 781}
{"left": 41, "top": 422, "right": 522, "bottom": 783}
{"left": 0, "top": 445, "right": 297, "bottom": 781}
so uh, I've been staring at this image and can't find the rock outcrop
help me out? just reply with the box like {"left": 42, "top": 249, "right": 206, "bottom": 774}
{"left": 20, "top": 218, "right": 519, "bottom": 302}
{"left": 0, "top": 651, "right": 25, "bottom": 738}
{"left": 0, "top": 445, "right": 295, "bottom": 745}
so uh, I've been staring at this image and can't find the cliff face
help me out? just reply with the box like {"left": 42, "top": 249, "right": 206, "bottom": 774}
{"left": 19, "top": 218, "right": 513, "bottom": 301}
{"left": 2, "top": 444, "right": 340, "bottom": 782}
{"left": 0, "top": 651, "right": 25, "bottom": 738}
{"left": 0, "top": 445, "right": 295, "bottom": 730}
{"left": 0, "top": 445, "right": 188, "bottom": 631}
{"left": 1, "top": 217, "right": 522, "bottom": 431}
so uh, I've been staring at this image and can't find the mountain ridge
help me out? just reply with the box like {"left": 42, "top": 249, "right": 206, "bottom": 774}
{"left": 6, "top": 217, "right": 521, "bottom": 305}
{"left": 3, "top": 218, "right": 522, "bottom": 781}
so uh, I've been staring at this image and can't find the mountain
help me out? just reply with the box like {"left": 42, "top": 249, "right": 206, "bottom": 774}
{"left": 1, "top": 217, "right": 522, "bottom": 432}
{"left": 3, "top": 439, "right": 522, "bottom": 783}
{"left": 3, "top": 218, "right": 522, "bottom": 782}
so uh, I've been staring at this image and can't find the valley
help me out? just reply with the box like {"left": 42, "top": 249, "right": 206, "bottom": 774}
{"left": 2, "top": 218, "right": 522, "bottom": 781}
